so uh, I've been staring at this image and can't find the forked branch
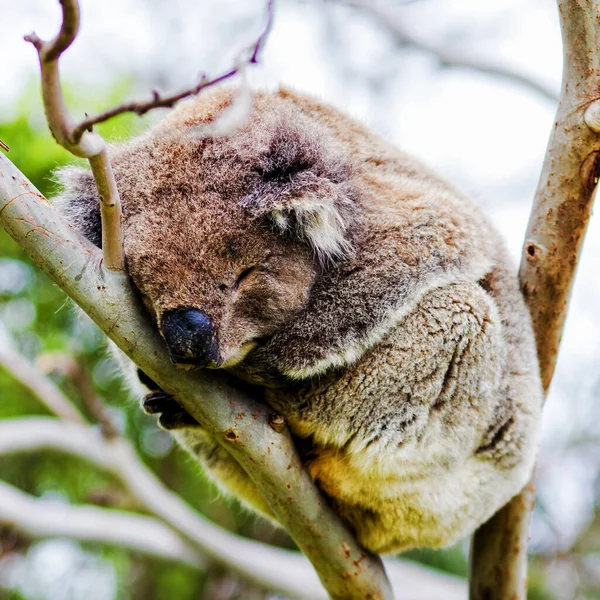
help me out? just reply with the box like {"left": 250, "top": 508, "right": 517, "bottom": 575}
{"left": 470, "top": 1, "right": 600, "bottom": 598}
{"left": 25, "top": 0, "right": 122, "bottom": 270}
{"left": 24, "top": 0, "right": 273, "bottom": 272}
{"left": 0, "top": 153, "right": 392, "bottom": 600}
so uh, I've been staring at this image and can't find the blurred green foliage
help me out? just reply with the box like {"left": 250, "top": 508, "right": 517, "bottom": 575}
{"left": 0, "top": 82, "right": 555, "bottom": 600}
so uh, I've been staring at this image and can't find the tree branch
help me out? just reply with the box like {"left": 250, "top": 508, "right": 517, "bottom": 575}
{"left": 0, "top": 329, "right": 86, "bottom": 424}
{"left": 0, "top": 479, "right": 206, "bottom": 569}
{"left": 17, "top": 2, "right": 395, "bottom": 594}
{"left": 341, "top": 0, "right": 559, "bottom": 103}
{"left": 0, "top": 154, "right": 392, "bottom": 599}
{"left": 0, "top": 417, "right": 467, "bottom": 600}
{"left": 0, "top": 334, "right": 465, "bottom": 598}
{"left": 470, "top": 1, "right": 600, "bottom": 598}
{"left": 24, "top": 0, "right": 122, "bottom": 270}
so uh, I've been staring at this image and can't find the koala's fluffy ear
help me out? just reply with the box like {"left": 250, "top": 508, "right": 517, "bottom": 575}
{"left": 53, "top": 165, "right": 102, "bottom": 248}
{"left": 263, "top": 193, "right": 354, "bottom": 262}
{"left": 243, "top": 115, "right": 356, "bottom": 262}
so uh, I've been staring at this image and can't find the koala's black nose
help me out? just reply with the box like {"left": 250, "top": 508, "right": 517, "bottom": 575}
{"left": 161, "top": 308, "right": 220, "bottom": 367}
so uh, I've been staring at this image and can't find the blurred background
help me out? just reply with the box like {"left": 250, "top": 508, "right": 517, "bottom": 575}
{"left": 0, "top": 0, "right": 598, "bottom": 598}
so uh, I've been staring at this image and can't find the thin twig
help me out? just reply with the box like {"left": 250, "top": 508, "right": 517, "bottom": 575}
{"left": 38, "top": 352, "right": 119, "bottom": 437}
{"left": 470, "top": 1, "right": 600, "bottom": 598}
{"left": 340, "top": 0, "right": 559, "bottom": 102}
{"left": 0, "top": 140, "right": 9, "bottom": 152}
{"left": 70, "top": 0, "right": 273, "bottom": 143}
{"left": 24, "top": 0, "right": 98, "bottom": 157}
{"left": 25, "top": 0, "right": 123, "bottom": 270}
{"left": 0, "top": 334, "right": 86, "bottom": 424}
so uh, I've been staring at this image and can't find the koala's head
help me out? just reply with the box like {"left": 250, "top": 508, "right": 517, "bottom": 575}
{"left": 56, "top": 88, "right": 356, "bottom": 371}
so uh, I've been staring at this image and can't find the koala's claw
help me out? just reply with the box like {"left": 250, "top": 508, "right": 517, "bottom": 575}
{"left": 142, "top": 391, "right": 200, "bottom": 430}
{"left": 142, "top": 391, "right": 174, "bottom": 414}
{"left": 158, "top": 410, "right": 200, "bottom": 430}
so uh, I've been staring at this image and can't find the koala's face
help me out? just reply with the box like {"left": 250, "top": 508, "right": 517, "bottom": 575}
{"left": 57, "top": 88, "right": 355, "bottom": 371}
{"left": 125, "top": 201, "right": 317, "bottom": 369}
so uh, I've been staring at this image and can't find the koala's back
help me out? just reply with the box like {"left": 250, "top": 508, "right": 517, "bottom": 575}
{"left": 244, "top": 90, "right": 543, "bottom": 552}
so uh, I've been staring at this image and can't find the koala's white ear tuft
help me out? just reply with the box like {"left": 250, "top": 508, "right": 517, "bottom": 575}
{"left": 269, "top": 197, "right": 353, "bottom": 262}
{"left": 242, "top": 116, "right": 356, "bottom": 260}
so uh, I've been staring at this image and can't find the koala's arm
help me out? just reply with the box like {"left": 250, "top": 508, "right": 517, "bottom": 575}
{"left": 266, "top": 278, "right": 541, "bottom": 553}
{"left": 251, "top": 167, "right": 499, "bottom": 380}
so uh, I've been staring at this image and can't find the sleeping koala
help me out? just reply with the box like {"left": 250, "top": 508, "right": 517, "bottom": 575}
{"left": 56, "top": 87, "right": 542, "bottom": 554}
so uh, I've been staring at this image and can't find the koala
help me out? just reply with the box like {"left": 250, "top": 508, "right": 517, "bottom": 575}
{"left": 55, "top": 87, "right": 543, "bottom": 554}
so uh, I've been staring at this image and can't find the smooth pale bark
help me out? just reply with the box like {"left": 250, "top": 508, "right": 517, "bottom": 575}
{"left": 25, "top": 0, "right": 124, "bottom": 271}
{"left": 470, "top": 2, "right": 600, "bottom": 598}
{"left": 0, "top": 479, "right": 206, "bottom": 569}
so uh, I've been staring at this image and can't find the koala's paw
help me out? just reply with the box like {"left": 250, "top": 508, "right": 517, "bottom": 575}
{"left": 142, "top": 391, "right": 200, "bottom": 430}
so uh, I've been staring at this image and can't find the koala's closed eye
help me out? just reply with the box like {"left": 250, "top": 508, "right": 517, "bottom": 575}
{"left": 219, "top": 266, "right": 257, "bottom": 293}
{"left": 232, "top": 266, "right": 256, "bottom": 291}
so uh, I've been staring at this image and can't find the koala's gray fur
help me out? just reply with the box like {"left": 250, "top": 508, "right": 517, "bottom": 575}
{"left": 55, "top": 87, "right": 542, "bottom": 554}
